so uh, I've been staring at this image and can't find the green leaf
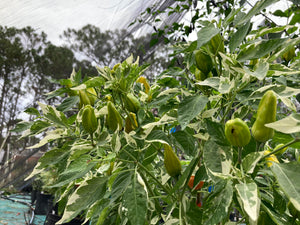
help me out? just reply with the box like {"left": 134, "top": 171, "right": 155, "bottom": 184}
{"left": 39, "top": 147, "right": 70, "bottom": 167}
{"left": 110, "top": 170, "right": 133, "bottom": 203}
{"left": 197, "top": 25, "right": 220, "bottom": 49}
{"left": 203, "top": 140, "right": 232, "bottom": 178}
{"left": 242, "top": 151, "right": 264, "bottom": 174}
{"left": 206, "top": 119, "right": 229, "bottom": 146}
{"left": 123, "top": 172, "right": 147, "bottom": 225}
{"left": 58, "top": 176, "right": 107, "bottom": 224}
{"left": 24, "top": 107, "right": 40, "bottom": 116}
{"left": 11, "top": 121, "right": 33, "bottom": 133}
{"left": 51, "top": 155, "right": 97, "bottom": 188}
{"left": 178, "top": 95, "right": 208, "bottom": 130}
{"left": 272, "top": 9, "right": 289, "bottom": 17}
{"left": 237, "top": 38, "right": 287, "bottom": 62}
{"left": 229, "top": 21, "right": 251, "bottom": 53}
{"left": 236, "top": 182, "right": 260, "bottom": 223}
{"left": 30, "top": 120, "right": 52, "bottom": 135}
{"left": 45, "top": 87, "right": 68, "bottom": 99}
{"left": 223, "top": 8, "right": 241, "bottom": 28}
{"left": 244, "top": 59, "right": 269, "bottom": 80}
{"left": 70, "top": 68, "right": 81, "bottom": 86}
{"left": 261, "top": 201, "right": 288, "bottom": 225}
{"left": 254, "top": 25, "right": 294, "bottom": 38}
{"left": 265, "top": 113, "right": 300, "bottom": 134}
{"left": 272, "top": 132, "right": 300, "bottom": 149}
{"left": 84, "top": 76, "right": 104, "bottom": 88}
{"left": 203, "top": 180, "right": 233, "bottom": 225}
{"left": 186, "top": 200, "right": 203, "bottom": 224}
{"left": 56, "top": 96, "right": 79, "bottom": 112}
{"left": 150, "top": 88, "right": 180, "bottom": 107}
{"left": 172, "top": 130, "right": 197, "bottom": 157}
{"left": 196, "top": 77, "right": 220, "bottom": 90}
{"left": 142, "top": 144, "right": 157, "bottom": 166}
{"left": 236, "top": 0, "right": 280, "bottom": 26}
{"left": 271, "top": 162, "right": 300, "bottom": 211}
{"left": 38, "top": 102, "right": 68, "bottom": 127}
{"left": 269, "top": 36, "right": 300, "bottom": 62}
{"left": 157, "top": 76, "right": 180, "bottom": 88}
{"left": 27, "top": 129, "right": 64, "bottom": 149}
{"left": 146, "top": 129, "right": 169, "bottom": 145}
{"left": 150, "top": 38, "right": 159, "bottom": 47}
{"left": 218, "top": 76, "right": 234, "bottom": 94}
{"left": 85, "top": 199, "right": 110, "bottom": 225}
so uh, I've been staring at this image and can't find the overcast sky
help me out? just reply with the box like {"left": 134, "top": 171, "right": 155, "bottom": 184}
{"left": 0, "top": 0, "right": 150, "bottom": 45}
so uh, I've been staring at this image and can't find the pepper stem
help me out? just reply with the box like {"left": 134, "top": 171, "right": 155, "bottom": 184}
{"left": 238, "top": 147, "right": 242, "bottom": 165}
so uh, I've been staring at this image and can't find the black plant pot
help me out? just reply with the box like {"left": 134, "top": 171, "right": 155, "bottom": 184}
{"left": 44, "top": 212, "right": 88, "bottom": 225}
{"left": 31, "top": 189, "right": 38, "bottom": 204}
{"left": 34, "top": 192, "right": 53, "bottom": 215}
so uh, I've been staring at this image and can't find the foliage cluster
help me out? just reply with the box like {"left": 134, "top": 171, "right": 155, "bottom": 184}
{"left": 11, "top": 0, "right": 300, "bottom": 224}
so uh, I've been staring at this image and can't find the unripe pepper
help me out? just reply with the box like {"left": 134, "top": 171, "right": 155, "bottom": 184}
{"left": 125, "top": 112, "right": 138, "bottom": 133}
{"left": 252, "top": 90, "right": 277, "bottom": 143}
{"left": 194, "top": 68, "right": 212, "bottom": 81}
{"left": 79, "top": 90, "right": 91, "bottom": 108}
{"left": 274, "top": 143, "right": 288, "bottom": 155}
{"left": 163, "top": 144, "right": 182, "bottom": 177}
{"left": 78, "top": 88, "right": 97, "bottom": 108}
{"left": 282, "top": 47, "right": 295, "bottom": 63}
{"left": 106, "top": 101, "right": 123, "bottom": 132}
{"left": 194, "top": 49, "right": 213, "bottom": 75}
{"left": 86, "top": 87, "right": 97, "bottom": 106}
{"left": 225, "top": 118, "right": 251, "bottom": 147}
{"left": 124, "top": 93, "right": 140, "bottom": 113}
{"left": 82, "top": 105, "right": 98, "bottom": 135}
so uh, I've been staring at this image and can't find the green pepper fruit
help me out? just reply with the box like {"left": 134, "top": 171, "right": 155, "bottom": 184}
{"left": 252, "top": 90, "right": 277, "bottom": 143}
{"left": 125, "top": 112, "right": 138, "bottom": 133}
{"left": 78, "top": 88, "right": 97, "bottom": 108}
{"left": 124, "top": 93, "right": 140, "bottom": 113}
{"left": 194, "top": 68, "right": 212, "bottom": 81}
{"left": 79, "top": 90, "right": 91, "bottom": 108}
{"left": 225, "top": 118, "right": 251, "bottom": 147}
{"left": 282, "top": 47, "right": 295, "bottom": 63}
{"left": 82, "top": 105, "right": 98, "bottom": 135}
{"left": 274, "top": 143, "right": 288, "bottom": 155}
{"left": 163, "top": 144, "right": 182, "bottom": 177}
{"left": 194, "top": 49, "right": 213, "bottom": 75}
{"left": 106, "top": 101, "right": 123, "bottom": 132}
{"left": 86, "top": 87, "right": 97, "bottom": 106}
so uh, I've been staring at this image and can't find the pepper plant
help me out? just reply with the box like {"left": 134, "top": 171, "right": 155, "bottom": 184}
{"left": 17, "top": 2, "right": 300, "bottom": 225}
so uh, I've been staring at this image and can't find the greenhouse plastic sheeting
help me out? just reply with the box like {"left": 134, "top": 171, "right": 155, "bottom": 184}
{"left": 0, "top": 194, "right": 45, "bottom": 225}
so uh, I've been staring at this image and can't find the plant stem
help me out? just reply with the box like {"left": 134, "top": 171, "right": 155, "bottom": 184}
{"left": 262, "top": 138, "right": 300, "bottom": 159}
{"left": 138, "top": 170, "right": 163, "bottom": 213}
{"left": 221, "top": 91, "right": 236, "bottom": 123}
{"left": 238, "top": 147, "right": 242, "bottom": 165}
{"left": 179, "top": 145, "right": 202, "bottom": 204}
{"left": 122, "top": 148, "right": 174, "bottom": 197}
{"left": 91, "top": 133, "right": 95, "bottom": 146}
